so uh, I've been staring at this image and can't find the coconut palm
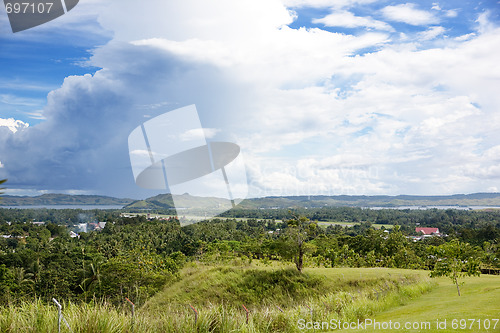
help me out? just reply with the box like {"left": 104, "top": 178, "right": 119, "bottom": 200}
{"left": 79, "top": 260, "right": 103, "bottom": 299}
{"left": 12, "top": 267, "right": 35, "bottom": 296}
{"left": 0, "top": 179, "right": 6, "bottom": 199}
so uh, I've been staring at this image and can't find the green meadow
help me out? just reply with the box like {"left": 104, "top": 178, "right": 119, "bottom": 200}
{"left": 0, "top": 264, "right": 498, "bottom": 332}
{"left": 348, "top": 274, "right": 500, "bottom": 333}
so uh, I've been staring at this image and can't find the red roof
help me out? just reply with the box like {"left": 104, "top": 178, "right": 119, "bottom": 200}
{"left": 416, "top": 227, "right": 440, "bottom": 235}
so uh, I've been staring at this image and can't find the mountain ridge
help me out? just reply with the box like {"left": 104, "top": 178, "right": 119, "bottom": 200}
{"left": 124, "top": 192, "right": 500, "bottom": 210}
{"left": 2, "top": 192, "right": 500, "bottom": 209}
{"left": 0, "top": 194, "right": 134, "bottom": 206}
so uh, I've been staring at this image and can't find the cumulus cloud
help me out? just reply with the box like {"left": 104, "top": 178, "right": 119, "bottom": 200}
{"left": 381, "top": 3, "right": 439, "bottom": 26}
{"left": 0, "top": 118, "right": 29, "bottom": 133}
{"left": 418, "top": 26, "right": 446, "bottom": 40}
{"left": 1, "top": 0, "right": 499, "bottom": 198}
{"left": 476, "top": 11, "right": 498, "bottom": 34}
{"left": 454, "top": 33, "right": 476, "bottom": 41}
{"left": 313, "top": 10, "right": 394, "bottom": 31}
{"left": 97, "top": 0, "right": 294, "bottom": 43}
{"left": 179, "top": 128, "right": 220, "bottom": 141}
{"left": 445, "top": 9, "right": 458, "bottom": 18}
{"left": 282, "top": 0, "right": 378, "bottom": 9}
{"left": 431, "top": 3, "right": 441, "bottom": 11}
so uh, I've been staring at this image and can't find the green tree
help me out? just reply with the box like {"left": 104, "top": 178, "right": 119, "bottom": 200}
{"left": 280, "top": 216, "right": 317, "bottom": 273}
{"left": 11, "top": 267, "right": 34, "bottom": 296}
{"left": 429, "top": 239, "right": 482, "bottom": 296}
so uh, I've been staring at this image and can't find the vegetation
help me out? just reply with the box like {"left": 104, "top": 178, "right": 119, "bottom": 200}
{"left": 0, "top": 180, "right": 5, "bottom": 198}
{"left": 0, "top": 207, "right": 498, "bottom": 304}
{"left": 429, "top": 239, "right": 481, "bottom": 296}
{"left": 275, "top": 215, "right": 317, "bottom": 272}
{"left": 350, "top": 273, "right": 500, "bottom": 333}
{"left": 0, "top": 200, "right": 498, "bottom": 331}
{"left": 0, "top": 193, "right": 133, "bottom": 206}
{"left": 124, "top": 192, "right": 500, "bottom": 210}
{"left": 0, "top": 266, "right": 436, "bottom": 332}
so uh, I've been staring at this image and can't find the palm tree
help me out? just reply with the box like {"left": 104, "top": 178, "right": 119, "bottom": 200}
{"left": 0, "top": 179, "right": 6, "bottom": 199}
{"left": 12, "top": 267, "right": 35, "bottom": 296}
{"left": 28, "top": 259, "right": 42, "bottom": 299}
{"left": 79, "top": 260, "right": 102, "bottom": 299}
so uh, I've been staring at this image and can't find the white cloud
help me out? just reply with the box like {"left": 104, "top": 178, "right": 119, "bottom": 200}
{"left": 431, "top": 3, "right": 459, "bottom": 18}
{"left": 98, "top": 0, "right": 294, "bottom": 43}
{"left": 282, "top": 0, "right": 378, "bottom": 9}
{"left": 313, "top": 10, "right": 394, "bottom": 31}
{"left": 431, "top": 3, "right": 441, "bottom": 11}
{"left": 179, "top": 128, "right": 220, "bottom": 141}
{"left": 445, "top": 9, "right": 458, "bottom": 18}
{"left": 2, "top": 0, "right": 500, "bottom": 198}
{"left": 130, "top": 150, "right": 151, "bottom": 158}
{"left": 203, "top": 128, "right": 221, "bottom": 139}
{"left": 179, "top": 129, "right": 207, "bottom": 142}
{"left": 454, "top": 33, "right": 476, "bottom": 42}
{"left": 476, "top": 11, "right": 497, "bottom": 34}
{"left": 418, "top": 26, "right": 446, "bottom": 40}
{"left": 381, "top": 3, "right": 439, "bottom": 26}
{"left": 0, "top": 118, "right": 29, "bottom": 133}
{"left": 131, "top": 28, "right": 390, "bottom": 87}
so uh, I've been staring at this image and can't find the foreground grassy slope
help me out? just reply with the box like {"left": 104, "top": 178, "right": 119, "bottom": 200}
{"left": 0, "top": 265, "right": 435, "bottom": 332}
{"left": 143, "top": 263, "right": 427, "bottom": 310}
{"left": 348, "top": 274, "right": 500, "bottom": 333}
{"left": 2, "top": 264, "right": 497, "bottom": 332}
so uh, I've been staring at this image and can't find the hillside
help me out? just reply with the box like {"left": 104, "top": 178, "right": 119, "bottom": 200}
{"left": 143, "top": 264, "right": 428, "bottom": 309}
{"left": 3, "top": 192, "right": 500, "bottom": 209}
{"left": 125, "top": 192, "right": 500, "bottom": 210}
{"left": 0, "top": 194, "right": 134, "bottom": 206}
{"left": 124, "top": 193, "right": 231, "bottom": 210}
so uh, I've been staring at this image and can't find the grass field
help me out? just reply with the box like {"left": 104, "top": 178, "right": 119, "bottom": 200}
{"left": 347, "top": 274, "right": 500, "bottom": 333}
{"left": 143, "top": 264, "right": 427, "bottom": 309}
{"left": 0, "top": 264, "right": 498, "bottom": 332}
{"left": 316, "top": 221, "right": 394, "bottom": 229}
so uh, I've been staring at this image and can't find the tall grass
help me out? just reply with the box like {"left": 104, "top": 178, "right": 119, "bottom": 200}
{"left": 0, "top": 277, "right": 435, "bottom": 332}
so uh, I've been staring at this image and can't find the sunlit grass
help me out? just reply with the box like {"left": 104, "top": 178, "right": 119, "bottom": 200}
{"left": 0, "top": 266, "right": 441, "bottom": 332}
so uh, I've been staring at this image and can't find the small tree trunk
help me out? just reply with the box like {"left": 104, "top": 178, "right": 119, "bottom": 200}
{"left": 295, "top": 233, "right": 304, "bottom": 273}
{"left": 296, "top": 243, "right": 304, "bottom": 273}
{"left": 454, "top": 272, "right": 461, "bottom": 296}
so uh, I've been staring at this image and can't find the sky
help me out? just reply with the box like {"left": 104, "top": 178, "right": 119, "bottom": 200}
{"left": 0, "top": 0, "right": 500, "bottom": 199}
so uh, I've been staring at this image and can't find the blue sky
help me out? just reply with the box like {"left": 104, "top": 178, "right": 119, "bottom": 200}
{"left": 0, "top": 0, "right": 499, "bottom": 199}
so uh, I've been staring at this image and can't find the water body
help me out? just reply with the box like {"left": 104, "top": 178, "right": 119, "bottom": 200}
{"left": 367, "top": 206, "right": 500, "bottom": 210}
{"left": 1, "top": 205, "right": 499, "bottom": 211}
{"left": 0, "top": 205, "right": 124, "bottom": 210}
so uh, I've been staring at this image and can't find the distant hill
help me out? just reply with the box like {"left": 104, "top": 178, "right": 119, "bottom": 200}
{"left": 125, "top": 192, "right": 500, "bottom": 210}
{"left": 3, "top": 192, "right": 500, "bottom": 209}
{"left": 237, "top": 193, "right": 500, "bottom": 209}
{"left": 124, "top": 193, "right": 232, "bottom": 210}
{"left": 0, "top": 194, "right": 134, "bottom": 207}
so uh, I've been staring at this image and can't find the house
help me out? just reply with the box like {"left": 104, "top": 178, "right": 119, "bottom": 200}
{"left": 31, "top": 221, "right": 46, "bottom": 226}
{"left": 415, "top": 227, "right": 440, "bottom": 236}
{"left": 78, "top": 223, "right": 87, "bottom": 233}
